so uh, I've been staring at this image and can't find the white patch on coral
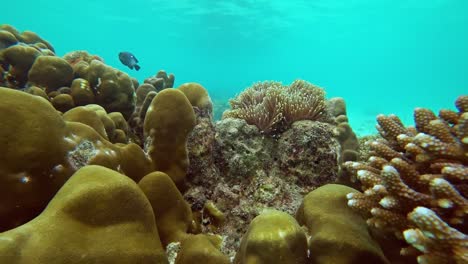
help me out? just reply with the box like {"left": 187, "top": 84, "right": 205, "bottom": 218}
{"left": 372, "top": 184, "right": 385, "bottom": 192}
{"left": 166, "top": 242, "right": 181, "bottom": 264}
{"left": 357, "top": 170, "right": 367, "bottom": 179}
{"left": 382, "top": 165, "right": 397, "bottom": 174}
{"left": 347, "top": 199, "right": 357, "bottom": 207}
{"left": 379, "top": 197, "right": 394, "bottom": 209}
{"left": 403, "top": 229, "right": 419, "bottom": 245}
{"left": 414, "top": 206, "right": 432, "bottom": 216}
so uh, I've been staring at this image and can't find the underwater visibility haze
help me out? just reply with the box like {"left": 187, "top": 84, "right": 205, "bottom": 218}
{"left": 1, "top": 1, "right": 467, "bottom": 264}
{"left": 3, "top": 0, "right": 468, "bottom": 135}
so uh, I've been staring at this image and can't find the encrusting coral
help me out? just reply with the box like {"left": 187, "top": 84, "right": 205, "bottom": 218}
{"left": 223, "top": 80, "right": 328, "bottom": 134}
{"left": 345, "top": 95, "right": 468, "bottom": 264}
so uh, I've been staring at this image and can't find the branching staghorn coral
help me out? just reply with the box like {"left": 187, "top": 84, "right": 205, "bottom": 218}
{"left": 345, "top": 95, "right": 468, "bottom": 264}
{"left": 223, "top": 80, "right": 328, "bottom": 134}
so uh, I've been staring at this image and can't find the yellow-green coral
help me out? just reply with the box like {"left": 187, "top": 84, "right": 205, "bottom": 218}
{"left": 0, "top": 165, "right": 168, "bottom": 264}
{"left": 69, "top": 78, "right": 95, "bottom": 106}
{"left": 234, "top": 209, "right": 308, "bottom": 264}
{"left": 0, "top": 88, "right": 70, "bottom": 231}
{"left": 178, "top": 82, "right": 213, "bottom": 113}
{"left": 143, "top": 89, "right": 196, "bottom": 189}
{"left": 0, "top": 45, "right": 41, "bottom": 87}
{"left": 51, "top": 93, "right": 75, "bottom": 112}
{"left": 27, "top": 56, "right": 74, "bottom": 92}
{"left": 138, "top": 171, "right": 193, "bottom": 247}
{"left": 73, "top": 59, "right": 136, "bottom": 119}
{"left": 175, "top": 234, "right": 230, "bottom": 264}
{"left": 296, "top": 184, "right": 389, "bottom": 264}
{"left": 0, "top": 88, "right": 153, "bottom": 230}
{"left": 0, "top": 29, "right": 18, "bottom": 49}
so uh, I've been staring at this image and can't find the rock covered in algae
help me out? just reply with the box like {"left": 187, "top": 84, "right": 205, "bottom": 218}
{"left": 0, "top": 165, "right": 168, "bottom": 264}
{"left": 234, "top": 209, "right": 308, "bottom": 264}
{"left": 214, "top": 118, "right": 340, "bottom": 188}
{"left": 296, "top": 184, "right": 389, "bottom": 264}
{"left": 214, "top": 118, "right": 272, "bottom": 180}
{"left": 183, "top": 117, "right": 341, "bottom": 257}
{"left": 277, "top": 120, "right": 340, "bottom": 186}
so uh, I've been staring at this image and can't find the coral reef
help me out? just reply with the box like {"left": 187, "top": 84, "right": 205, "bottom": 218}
{"left": 183, "top": 117, "right": 341, "bottom": 256}
{"left": 73, "top": 59, "right": 136, "bottom": 119}
{"left": 345, "top": 96, "right": 468, "bottom": 263}
{"left": 3, "top": 24, "right": 441, "bottom": 264}
{"left": 0, "top": 25, "right": 136, "bottom": 120}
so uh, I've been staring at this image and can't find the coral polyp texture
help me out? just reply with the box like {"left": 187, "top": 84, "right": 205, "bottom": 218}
{"left": 345, "top": 95, "right": 468, "bottom": 264}
{"left": 223, "top": 80, "right": 328, "bottom": 134}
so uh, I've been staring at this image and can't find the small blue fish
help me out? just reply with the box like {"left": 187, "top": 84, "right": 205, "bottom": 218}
{"left": 119, "top": 51, "right": 140, "bottom": 71}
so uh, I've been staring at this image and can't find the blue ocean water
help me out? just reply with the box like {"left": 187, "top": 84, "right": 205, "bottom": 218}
{"left": 3, "top": 0, "right": 467, "bottom": 135}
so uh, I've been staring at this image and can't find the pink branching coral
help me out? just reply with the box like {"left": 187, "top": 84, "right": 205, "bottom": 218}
{"left": 345, "top": 95, "right": 468, "bottom": 263}
{"left": 223, "top": 80, "right": 328, "bottom": 134}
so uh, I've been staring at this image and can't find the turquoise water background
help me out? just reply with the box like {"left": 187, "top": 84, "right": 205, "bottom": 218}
{"left": 3, "top": 0, "right": 468, "bottom": 135}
